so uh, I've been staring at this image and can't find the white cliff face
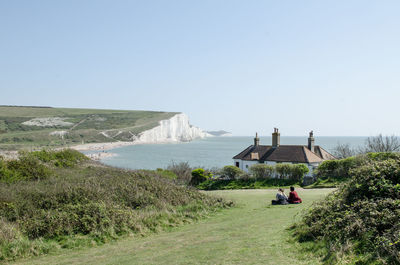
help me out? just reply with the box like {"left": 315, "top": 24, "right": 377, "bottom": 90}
{"left": 135, "top": 113, "right": 210, "bottom": 144}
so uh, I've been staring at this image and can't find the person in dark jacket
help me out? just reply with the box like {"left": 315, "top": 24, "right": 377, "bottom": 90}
{"left": 287, "top": 186, "right": 302, "bottom": 204}
{"left": 271, "top": 188, "right": 288, "bottom": 205}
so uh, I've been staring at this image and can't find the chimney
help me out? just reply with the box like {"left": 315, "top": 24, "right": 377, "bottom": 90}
{"left": 272, "top": 128, "right": 280, "bottom": 148}
{"left": 254, "top": 132, "right": 260, "bottom": 146}
{"left": 308, "top": 130, "right": 315, "bottom": 152}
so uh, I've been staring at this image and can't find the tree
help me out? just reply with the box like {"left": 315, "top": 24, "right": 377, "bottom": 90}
{"left": 331, "top": 135, "right": 400, "bottom": 159}
{"left": 332, "top": 143, "right": 357, "bottom": 159}
{"left": 363, "top": 134, "right": 400, "bottom": 153}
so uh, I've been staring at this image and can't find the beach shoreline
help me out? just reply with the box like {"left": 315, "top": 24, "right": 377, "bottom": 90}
{"left": 70, "top": 141, "right": 136, "bottom": 152}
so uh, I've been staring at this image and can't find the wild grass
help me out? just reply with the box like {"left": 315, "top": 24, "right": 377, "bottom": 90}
{"left": 12, "top": 189, "right": 333, "bottom": 265}
{"left": 0, "top": 150, "right": 232, "bottom": 262}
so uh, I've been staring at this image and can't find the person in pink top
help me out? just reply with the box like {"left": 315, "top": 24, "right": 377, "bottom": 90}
{"left": 287, "top": 186, "right": 302, "bottom": 204}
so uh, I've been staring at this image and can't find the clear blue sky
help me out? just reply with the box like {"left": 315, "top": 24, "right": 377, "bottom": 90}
{"left": 1, "top": 0, "right": 400, "bottom": 136}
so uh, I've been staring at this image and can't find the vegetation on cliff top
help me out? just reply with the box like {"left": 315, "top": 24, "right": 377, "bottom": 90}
{"left": 0, "top": 106, "right": 178, "bottom": 150}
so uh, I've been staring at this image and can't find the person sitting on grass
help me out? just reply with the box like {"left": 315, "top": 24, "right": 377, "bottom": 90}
{"left": 271, "top": 188, "right": 288, "bottom": 205}
{"left": 287, "top": 186, "right": 302, "bottom": 204}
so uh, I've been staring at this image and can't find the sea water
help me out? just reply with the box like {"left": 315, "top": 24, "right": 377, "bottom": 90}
{"left": 95, "top": 136, "right": 367, "bottom": 170}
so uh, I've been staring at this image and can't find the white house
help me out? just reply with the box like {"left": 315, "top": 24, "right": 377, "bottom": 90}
{"left": 232, "top": 128, "right": 335, "bottom": 177}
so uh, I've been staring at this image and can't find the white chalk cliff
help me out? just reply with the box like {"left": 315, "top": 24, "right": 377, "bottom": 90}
{"left": 134, "top": 113, "right": 211, "bottom": 143}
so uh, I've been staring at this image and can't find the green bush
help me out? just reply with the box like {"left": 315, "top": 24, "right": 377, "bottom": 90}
{"left": 220, "top": 165, "right": 243, "bottom": 180}
{"left": 0, "top": 162, "right": 232, "bottom": 261}
{"left": 316, "top": 152, "right": 400, "bottom": 180}
{"left": 275, "top": 163, "right": 291, "bottom": 179}
{"left": 155, "top": 168, "right": 177, "bottom": 180}
{"left": 4, "top": 155, "right": 51, "bottom": 182}
{"left": 293, "top": 153, "right": 400, "bottom": 264}
{"left": 29, "top": 149, "right": 88, "bottom": 168}
{"left": 197, "top": 178, "right": 299, "bottom": 190}
{"left": 190, "top": 168, "right": 211, "bottom": 186}
{"left": 249, "top": 164, "right": 274, "bottom": 180}
{"left": 290, "top": 164, "right": 309, "bottom": 182}
{"left": 0, "top": 149, "right": 89, "bottom": 183}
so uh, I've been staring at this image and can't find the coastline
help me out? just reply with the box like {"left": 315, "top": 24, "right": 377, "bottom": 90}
{"left": 70, "top": 141, "right": 136, "bottom": 152}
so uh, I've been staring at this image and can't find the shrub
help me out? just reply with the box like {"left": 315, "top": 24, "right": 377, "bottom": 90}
{"left": 197, "top": 178, "right": 299, "bottom": 190}
{"left": 316, "top": 152, "right": 400, "bottom": 180}
{"left": 294, "top": 154, "right": 400, "bottom": 264}
{"left": 249, "top": 164, "right": 274, "bottom": 180}
{"left": 290, "top": 164, "right": 309, "bottom": 182}
{"left": 0, "top": 162, "right": 232, "bottom": 261}
{"left": 155, "top": 168, "right": 177, "bottom": 180}
{"left": 167, "top": 161, "right": 192, "bottom": 185}
{"left": 5, "top": 155, "right": 51, "bottom": 182}
{"left": 275, "top": 164, "right": 292, "bottom": 179}
{"left": 190, "top": 168, "right": 211, "bottom": 186}
{"left": 28, "top": 149, "right": 88, "bottom": 168}
{"left": 220, "top": 165, "right": 243, "bottom": 180}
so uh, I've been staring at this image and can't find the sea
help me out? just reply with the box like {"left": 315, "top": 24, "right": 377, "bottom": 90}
{"left": 93, "top": 136, "right": 368, "bottom": 170}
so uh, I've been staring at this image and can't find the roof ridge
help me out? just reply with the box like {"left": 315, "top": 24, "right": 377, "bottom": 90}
{"left": 302, "top": 146, "right": 309, "bottom": 163}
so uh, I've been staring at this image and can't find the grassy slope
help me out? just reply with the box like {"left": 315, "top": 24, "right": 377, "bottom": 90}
{"left": 14, "top": 189, "right": 334, "bottom": 265}
{"left": 0, "top": 106, "right": 178, "bottom": 150}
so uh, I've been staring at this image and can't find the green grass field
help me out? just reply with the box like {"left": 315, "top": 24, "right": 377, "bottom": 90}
{"left": 13, "top": 188, "right": 333, "bottom": 265}
{"left": 0, "top": 106, "right": 177, "bottom": 150}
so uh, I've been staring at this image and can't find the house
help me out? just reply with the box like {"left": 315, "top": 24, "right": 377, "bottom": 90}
{"left": 232, "top": 128, "right": 335, "bottom": 176}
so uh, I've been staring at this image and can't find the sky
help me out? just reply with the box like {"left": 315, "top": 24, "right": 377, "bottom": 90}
{"left": 1, "top": 0, "right": 400, "bottom": 136}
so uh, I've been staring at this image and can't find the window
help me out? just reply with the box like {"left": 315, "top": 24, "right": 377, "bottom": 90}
{"left": 250, "top": 152, "right": 259, "bottom": 160}
{"left": 235, "top": 162, "right": 240, "bottom": 167}
{"left": 246, "top": 165, "right": 249, "bottom": 168}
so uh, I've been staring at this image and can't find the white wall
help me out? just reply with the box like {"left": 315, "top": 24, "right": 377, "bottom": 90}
{"left": 233, "top": 159, "right": 258, "bottom": 172}
{"left": 234, "top": 159, "right": 321, "bottom": 178}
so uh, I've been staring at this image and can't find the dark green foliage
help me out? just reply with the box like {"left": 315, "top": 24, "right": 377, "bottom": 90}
{"left": 220, "top": 165, "right": 244, "bottom": 180}
{"left": 1, "top": 155, "right": 51, "bottom": 182}
{"left": 190, "top": 168, "right": 211, "bottom": 186}
{"left": 293, "top": 153, "right": 400, "bottom": 264}
{"left": 315, "top": 157, "right": 357, "bottom": 179}
{"left": 0, "top": 149, "right": 88, "bottom": 183}
{"left": 0, "top": 155, "right": 232, "bottom": 261}
{"left": 316, "top": 152, "right": 400, "bottom": 180}
{"left": 197, "top": 178, "right": 299, "bottom": 190}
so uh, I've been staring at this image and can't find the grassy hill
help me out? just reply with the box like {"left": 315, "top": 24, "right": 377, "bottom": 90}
{"left": 11, "top": 189, "right": 333, "bottom": 265}
{"left": 0, "top": 149, "right": 231, "bottom": 261}
{"left": 0, "top": 106, "right": 178, "bottom": 150}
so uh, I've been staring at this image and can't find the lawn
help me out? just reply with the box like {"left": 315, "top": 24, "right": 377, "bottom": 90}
{"left": 13, "top": 188, "right": 333, "bottom": 265}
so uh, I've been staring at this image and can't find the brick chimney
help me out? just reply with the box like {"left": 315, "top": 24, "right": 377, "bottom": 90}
{"left": 308, "top": 130, "right": 315, "bottom": 152}
{"left": 272, "top": 128, "right": 280, "bottom": 148}
{"left": 254, "top": 132, "right": 260, "bottom": 146}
